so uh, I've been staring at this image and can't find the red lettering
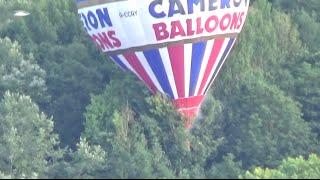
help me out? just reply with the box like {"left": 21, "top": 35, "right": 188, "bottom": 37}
{"left": 98, "top": 32, "right": 114, "bottom": 49}
{"left": 170, "top": 20, "right": 186, "bottom": 39}
{"left": 90, "top": 31, "right": 121, "bottom": 50}
{"left": 230, "top": 12, "right": 240, "bottom": 30}
{"left": 153, "top": 23, "right": 170, "bottom": 41}
{"left": 220, "top": 13, "right": 232, "bottom": 31}
{"left": 205, "top": 15, "right": 219, "bottom": 33}
{"left": 186, "top": 19, "right": 195, "bottom": 36}
{"left": 196, "top": 17, "right": 204, "bottom": 34}
{"left": 108, "top": 31, "right": 121, "bottom": 47}
{"left": 152, "top": 11, "right": 247, "bottom": 42}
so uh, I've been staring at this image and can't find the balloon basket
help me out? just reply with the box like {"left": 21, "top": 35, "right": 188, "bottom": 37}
{"left": 172, "top": 95, "right": 204, "bottom": 130}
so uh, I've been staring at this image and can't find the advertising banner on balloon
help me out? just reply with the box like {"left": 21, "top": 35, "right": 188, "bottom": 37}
{"left": 77, "top": 0, "right": 250, "bottom": 54}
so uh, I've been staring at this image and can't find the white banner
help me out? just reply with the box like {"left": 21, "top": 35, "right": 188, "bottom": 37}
{"left": 77, "top": 0, "right": 250, "bottom": 53}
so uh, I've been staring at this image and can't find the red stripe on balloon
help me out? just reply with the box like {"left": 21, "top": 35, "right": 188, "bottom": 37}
{"left": 123, "top": 52, "right": 157, "bottom": 93}
{"left": 197, "top": 38, "right": 225, "bottom": 95}
{"left": 168, "top": 44, "right": 185, "bottom": 98}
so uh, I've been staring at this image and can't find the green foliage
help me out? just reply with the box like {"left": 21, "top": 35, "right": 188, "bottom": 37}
{"left": 271, "top": 0, "right": 320, "bottom": 53}
{"left": 83, "top": 75, "right": 150, "bottom": 145}
{"left": 207, "top": 154, "right": 244, "bottom": 179}
{"left": 0, "top": 0, "right": 113, "bottom": 147}
{"left": 83, "top": 82, "right": 226, "bottom": 178}
{"left": 65, "top": 138, "right": 107, "bottom": 179}
{"left": 271, "top": 0, "right": 320, "bottom": 16}
{"left": 0, "top": 91, "right": 63, "bottom": 178}
{"left": 84, "top": 103, "right": 173, "bottom": 178}
{"left": 211, "top": 0, "right": 317, "bottom": 169}
{"left": 39, "top": 42, "right": 110, "bottom": 148}
{"left": 292, "top": 52, "right": 320, "bottom": 138}
{"left": 0, "top": 37, "right": 48, "bottom": 104}
{"left": 83, "top": 81, "right": 180, "bottom": 178}
{"left": 293, "top": 11, "right": 320, "bottom": 53}
{"left": 191, "top": 95, "right": 225, "bottom": 175}
{"left": 216, "top": 74, "right": 315, "bottom": 168}
{"left": 243, "top": 154, "right": 320, "bottom": 179}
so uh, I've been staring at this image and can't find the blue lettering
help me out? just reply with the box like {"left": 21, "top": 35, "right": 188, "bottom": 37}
{"left": 187, "top": 0, "right": 205, "bottom": 14}
{"left": 168, "top": 0, "right": 186, "bottom": 17}
{"left": 148, "top": 0, "right": 248, "bottom": 19}
{"left": 96, "top": 8, "right": 113, "bottom": 27}
{"left": 208, "top": 0, "right": 218, "bottom": 11}
{"left": 221, "top": 0, "right": 231, "bottom": 9}
{"left": 87, "top": 11, "right": 99, "bottom": 29}
{"left": 149, "top": 0, "right": 166, "bottom": 18}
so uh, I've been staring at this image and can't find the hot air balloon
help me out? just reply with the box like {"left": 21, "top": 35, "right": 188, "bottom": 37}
{"left": 76, "top": 0, "right": 250, "bottom": 129}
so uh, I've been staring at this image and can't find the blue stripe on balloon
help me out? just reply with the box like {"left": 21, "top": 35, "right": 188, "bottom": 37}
{"left": 204, "top": 38, "right": 235, "bottom": 94}
{"left": 189, "top": 41, "right": 207, "bottom": 96}
{"left": 109, "top": 55, "right": 129, "bottom": 71}
{"left": 143, "top": 49, "right": 174, "bottom": 99}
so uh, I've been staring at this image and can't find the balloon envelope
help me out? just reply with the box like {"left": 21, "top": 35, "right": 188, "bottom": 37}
{"left": 76, "top": 0, "right": 250, "bottom": 129}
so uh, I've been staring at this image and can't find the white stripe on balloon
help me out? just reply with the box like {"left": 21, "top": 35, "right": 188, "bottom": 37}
{"left": 159, "top": 48, "right": 179, "bottom": 99}
{"left": 184, "top": 43, "right": 193, "bottom": 97}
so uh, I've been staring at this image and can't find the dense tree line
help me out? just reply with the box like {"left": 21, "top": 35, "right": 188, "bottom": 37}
{"left": 0, "top": 0, "right": 319, "bottom": 179}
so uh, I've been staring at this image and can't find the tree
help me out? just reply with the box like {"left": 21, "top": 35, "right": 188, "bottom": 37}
{"left": 243, "top": 154, "right": 320, "bottom": 179}
{"left": 270, "top": 0, "right": 320, "bottom": 53}
{"left": 216, "top": 74, "right": 315, "bottom": 168}
{"left": 0, "top": 91, "right": 63, "bottom": 178}
{"left": 83, "top": 75, "right": 227, "bottom": 178}
{"left": 0, "top": 0, "right": 12, "bottom": 31}
{"left": 39, "top": 42, "right": 111, "bottom": 148}
{"left": 65, "top": 138, "right": 107, "bottom": 179}
{"left": 292, "top": 52, "right": 320, "bottom": 139}
{"left": 209, "top": 0, "right": 316, "bottom": 169}
{"left": 292, "top": 10, "right": 320, "bottom": 53}
{"left": 207, "top": 153, "right": 244, "bottom": 179}
{"left": 0, "top": 37, "right": 48, "bottom": 104}
{"left": 271, "top": 0, "right": 320, "bottom": 17}
{"left": 83, "top": 78, "right": 177, "bottom": 178}
{"left": 0, "top": 0, "right": 113, "bottom": 148}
